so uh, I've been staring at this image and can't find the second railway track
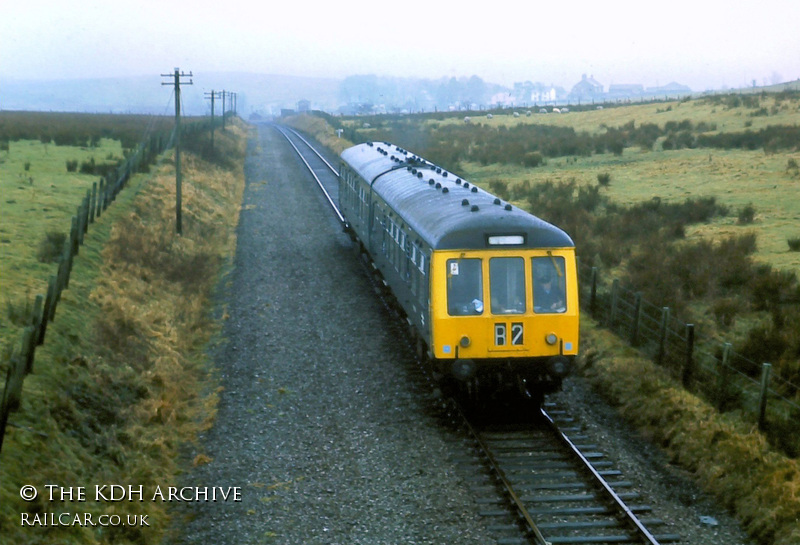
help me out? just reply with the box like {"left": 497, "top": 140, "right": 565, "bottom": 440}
{"left": 275, "top": 124, "right": 681, "bottom": 545}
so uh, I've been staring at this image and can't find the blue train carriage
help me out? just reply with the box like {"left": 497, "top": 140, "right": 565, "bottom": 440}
{"left": 339, "top": 142, "right": 578, "bottom": 398}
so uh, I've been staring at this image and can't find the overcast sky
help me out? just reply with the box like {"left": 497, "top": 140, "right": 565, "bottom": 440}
{"left": 2, "top": 0, "right": 798, "bottom": 92}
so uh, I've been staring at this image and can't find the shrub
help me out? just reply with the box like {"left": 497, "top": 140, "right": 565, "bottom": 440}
{"left": 712, "top": 297, "right": 740, "bottom": 327}
{"left": 522, "top": 151, "right": 543, "bottom": 168}
{"left": 37, "top": 230, "right": 67, "bottom": 263}
{"left": 788, "top": 237, "right": 800, "bottom": 252}
{"left": 597, "top": 172, "right": 611, "bottom": 187}
{"left": 66, "top": 159, "right": 78, "bottom": 172}
{"left": 488, "top": 179, "right": 509, "bottom": 200}
{"left": 738, "top": 203, "right": 756, "bottom": 224}
{"left": 5, "top": 291, "right": 32, "bottom": 326}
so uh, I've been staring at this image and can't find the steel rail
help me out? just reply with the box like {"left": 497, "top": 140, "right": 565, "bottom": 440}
{"left": 279, "top": 125, "right": 340, "bottom": 176}
{"left": 540, "top": 407, "right": 663, "bottom": 545}
{"left": 452, "top": 400, "right": 552, "bottom": 545}
{"left": 272, "top": 124, "right": 345, "bottom": 224}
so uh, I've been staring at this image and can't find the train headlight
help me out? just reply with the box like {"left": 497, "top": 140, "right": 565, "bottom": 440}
{"left": 460, "top": 335, "right": 471, "bottom": 348}
{"left": 545, "top": 333, "right": 558, "bottom": 345}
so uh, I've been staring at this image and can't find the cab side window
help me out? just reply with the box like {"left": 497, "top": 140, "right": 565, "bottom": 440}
{"left": 532, "top": 256, "right": 566, "bottom": 313}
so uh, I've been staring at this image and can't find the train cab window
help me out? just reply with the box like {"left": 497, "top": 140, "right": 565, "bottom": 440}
{"left": 490, "top": 257, "right": 526, "bottom": 314}
{"left": 532, "top": 256, "right": 567, "bottom": 314}
{"left": 447, "top": 259, "right": 483, "bottom": 316}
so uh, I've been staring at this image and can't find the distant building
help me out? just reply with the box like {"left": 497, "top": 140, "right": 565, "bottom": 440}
{"left": 297, "top": 99, "right": 311, "bottom": 112}
{"left": 646, "top": 82, "right": 692, "bottom": 97}
{"left": 512, "top": 81, "right": 563, "bottom": 104}
{"left": 569, "top": 74, "right": 604, "bottom": 102}
{"left": 607, "top": 84, "right": 645, "bottom": 100}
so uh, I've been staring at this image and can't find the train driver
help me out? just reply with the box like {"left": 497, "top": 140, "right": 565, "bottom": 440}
{"left": 533, "top": 267, "right": 566, "bottom": 314}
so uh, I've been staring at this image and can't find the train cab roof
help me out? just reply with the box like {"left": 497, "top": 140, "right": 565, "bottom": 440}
{"left": 341, "top": 142, "right": 574, "bottom": 251}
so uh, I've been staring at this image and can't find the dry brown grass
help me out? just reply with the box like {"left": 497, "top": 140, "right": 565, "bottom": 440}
{"left": 282, "top": 114, "right": 352, "bottom": 155}
{"left": 581, "top": 319, "right": 800, "bottom": 545}
{"left": 0, "top": 121, "right": 246, "bottom": 544}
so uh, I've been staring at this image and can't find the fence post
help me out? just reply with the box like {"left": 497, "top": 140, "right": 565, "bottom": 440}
{"left": 84, "top": 192, "right": 90, "bottom": 234}
{"left": 21, "top": 327, "right": 36, "bottom": 375}
{"left": 717, "top": 343, "right": 732, "bottom": 410}
{"left": 609, "top": 279, "right": 620, "bottom": 329}
{"left": 682, "top": 324, "right": 695, "bottom": 388}
{"left": 97, "top": 178, "right": 105, "bottom": 217}
{"left": 90, "top": 181, "right": 97, "bottom": 224}
{"left": 76, "top": 202, "right": 85, "bottom": 246}
{"left": 31, "top": 294, "right": 43, "bottom": 343}
{"left": 39, "top": 276, "right": 56, "bottom": 344}
{"left": 590, "top": 267, "right": 598, "bottom": 317}
{"left": 657, "top": 307, "right": 670, "bottom": 366}
{"left": 0, "top": 356, "right": 26, "bottom": 454}
{"left": 630, "top": 292, "right": 642, "bottom": 346}
{"left": 758, "top": 363, "right": 772, "bottom": 431}
{"left": 70, "top": 215, "right": 80, "bottom": 257}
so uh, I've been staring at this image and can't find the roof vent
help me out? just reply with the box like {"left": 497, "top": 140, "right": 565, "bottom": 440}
{"left": 456, "top": 178, "right": 462, "bottom": 184}
{"left": 367, "top": 142, "right": 374, "bottom": 147}
{"left": 442, "top": 187, "right": 449, "bottom": 194}
{"left": 471, "top": 205, "right": 479, "bottom": 212}
{"left": 417, "top": 172, "right": 423, "bottom": 178}
{"left": 494, "top": 198, "right": 501, "bottom": 205}
{"left": 471, "top": 187, "right": 478, "bottom": 193}
{"left": 442, "top": 172, "right": 448, "bottom": 177}
{"left": 464, "top": 182, "right": 470, "bottom": 188}
{"left": 436, "top": 167, "right": 442, "bottom": 174}
{"left": 412, "top": 168, "right": 417, "bottom": 174}
{"left": 461, "top": 199, "right": 469, "bottom": 206}
{"left": 504, "top": 204, "right": 512, "bottom": 211}
{"left": 435, "top": 183, "right": 442, "bottom": 189}
{"left": 429, "top": 179, "right": 435, "bottom": 185}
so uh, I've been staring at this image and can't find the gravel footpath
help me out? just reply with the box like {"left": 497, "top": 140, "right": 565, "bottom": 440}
{"left": 169, "top": 125, "right": 494, "bottom": 544}
{"left": 169, "top": 124, "right": 754, "bottom": 545}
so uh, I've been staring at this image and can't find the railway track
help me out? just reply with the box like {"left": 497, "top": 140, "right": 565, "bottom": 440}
{"left": 274, "top": 124, "right": 681, "bottom": 545}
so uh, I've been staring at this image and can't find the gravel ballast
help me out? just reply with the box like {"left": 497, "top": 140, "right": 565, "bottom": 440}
{"left": 171, "top": 124, "right": 753, "bottom": 544}
{"left": 171, "top": 126, "right": 493, "bottom": 544}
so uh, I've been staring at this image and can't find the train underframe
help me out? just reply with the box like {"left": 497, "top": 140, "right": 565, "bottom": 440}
{"left": 435, "top": 356, "right": 571, "bottom": 405}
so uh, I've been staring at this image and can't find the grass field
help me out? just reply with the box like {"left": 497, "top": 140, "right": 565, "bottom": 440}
{"left": 460, "top": 146, "right": 800, "bottom": 271}
{"left": 0, "top": 138, "right": 127, "bottom": 357}
{"left": 348, "top": 93, "right": 800, "bottom": 272}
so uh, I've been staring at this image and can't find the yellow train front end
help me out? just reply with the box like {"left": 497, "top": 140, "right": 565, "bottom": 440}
{"left": 428, "top": 246, "right": 579, "bottom": 395}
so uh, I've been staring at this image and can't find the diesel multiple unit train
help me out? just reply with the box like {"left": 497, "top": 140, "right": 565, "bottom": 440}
{"left": 339, "top": 142, "right": 579, "bottom": 399}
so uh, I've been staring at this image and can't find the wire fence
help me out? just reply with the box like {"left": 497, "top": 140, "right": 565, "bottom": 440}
{"left": 0, "top": 120, "right": 217, "bottom": 454}
{"left": 579, "top": 261, "right": 800, "bottom": 454}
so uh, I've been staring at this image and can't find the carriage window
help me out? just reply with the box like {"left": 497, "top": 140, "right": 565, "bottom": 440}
{"left": 532, "top": 256, "right": 566, "bottom": 314}
{"left": 490, "top": 257, "right": 526, "bottom": 314}
{"left": 447, "top": 259, "right": 483, "bottom": 316}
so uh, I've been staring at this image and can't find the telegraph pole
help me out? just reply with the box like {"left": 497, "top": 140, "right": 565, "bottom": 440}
{"left": 161, "top": 67, "right": 193, "bottom": 235}
{"left": 204, "top": 90, "right": 221, "bottom": 150}
{"left": 220, "top": 90, "right": 227, "bottom": 130}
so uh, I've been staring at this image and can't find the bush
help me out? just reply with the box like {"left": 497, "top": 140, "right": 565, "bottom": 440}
{"left": 66, "top": 159, "right": 78, "bottom": 172}
{"left": 37, "top": 230, "right": 67, "bottom": 263}
{"left": 522, "top": 151, "right": 543, "bottom": 168}
{"left": 738, "top": 203, "right": 756, "bottom": 224}
{"left": 597, "top": 172, "right": 611, "bottom": 187}
{"left": 788, "top": 237, "right": 800, "bottom": 252}
{"left": 5, "top": 293, "right": 33, "bottom": 326}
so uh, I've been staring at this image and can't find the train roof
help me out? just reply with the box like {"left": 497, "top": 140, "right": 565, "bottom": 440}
{"left": 340, "top": 142, "right": 574, "bottom": 251}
